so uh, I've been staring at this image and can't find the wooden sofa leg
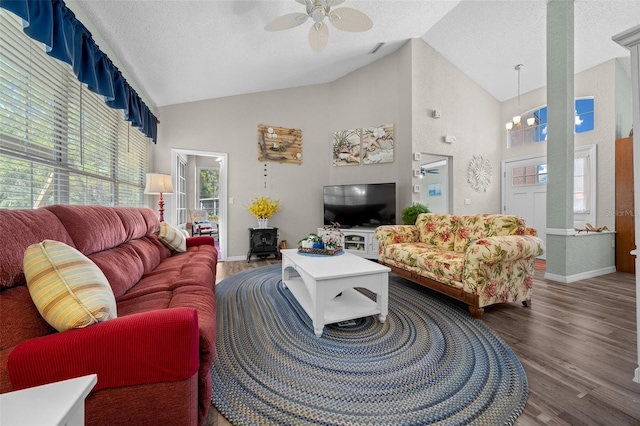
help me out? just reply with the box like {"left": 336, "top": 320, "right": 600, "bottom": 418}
{"left": 468, "top": 305, "right": 484, "bottom": 318}
{"left": 522, "top": 299, "right": 531, "bottom": 308}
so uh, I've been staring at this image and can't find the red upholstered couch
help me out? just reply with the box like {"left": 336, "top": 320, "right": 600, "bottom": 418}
{"left": 0, "top": 205, "right": 217, "bottom": 425}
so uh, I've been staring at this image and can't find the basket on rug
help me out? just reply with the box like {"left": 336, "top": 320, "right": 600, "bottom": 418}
{"left": 211, "top": 265, "right": 528, "bottom": 425}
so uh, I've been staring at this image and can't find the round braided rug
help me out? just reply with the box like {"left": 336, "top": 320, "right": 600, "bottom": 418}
{"left": 211, "top": 265, "right": 528, "bottom": 425}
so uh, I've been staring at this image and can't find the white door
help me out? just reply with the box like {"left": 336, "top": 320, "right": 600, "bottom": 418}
{"left": 503, "top": 146, "right": 597, "bottom": 261}
{"left": 503, "top": 157, "right": 548, "bottom": 259}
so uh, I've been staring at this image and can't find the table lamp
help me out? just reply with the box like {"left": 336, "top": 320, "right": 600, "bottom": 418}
{"left": 144, "top": 173, "right": 174, "bottom": 222}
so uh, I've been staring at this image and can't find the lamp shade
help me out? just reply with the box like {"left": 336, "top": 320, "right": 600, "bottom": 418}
{"left": 144, "top": 173, "right": 174, "bottom": 194}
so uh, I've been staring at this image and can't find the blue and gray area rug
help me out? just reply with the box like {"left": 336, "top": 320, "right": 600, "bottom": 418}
{"left": 211, "top": 265, "right": 528, "bottom": 425}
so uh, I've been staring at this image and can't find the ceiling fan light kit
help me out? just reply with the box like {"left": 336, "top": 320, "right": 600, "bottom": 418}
{"left": 265, "top": 0, "right": 373, "bottom": 53}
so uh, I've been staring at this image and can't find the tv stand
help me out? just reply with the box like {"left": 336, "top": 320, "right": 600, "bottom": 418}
{"left": 318, "top": 227, "right": 379, "bottom": 260}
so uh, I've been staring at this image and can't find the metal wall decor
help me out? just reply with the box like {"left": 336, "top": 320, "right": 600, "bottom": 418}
{"left": 467, "top": 155, "right": 492, "bottom": 192}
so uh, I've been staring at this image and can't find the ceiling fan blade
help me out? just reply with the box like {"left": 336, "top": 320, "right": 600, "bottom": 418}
{"left": 309, "top": 22, "right": 329, "bottom": 53}
{"left": 264, "top": 13, "right": 309, "bottom": 31}
{"left": 328, "top": 7, "right": 373, "bottom": 32}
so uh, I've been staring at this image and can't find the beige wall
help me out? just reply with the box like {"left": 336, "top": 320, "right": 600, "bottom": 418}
{"left": 156, "top": 41, "right": 629, "bottom": 258}
{"left": 410, "top": 39, "right": 503, "bottom": 214}
{"left": 156, "top": 43, "right": 414, "bottom": 259}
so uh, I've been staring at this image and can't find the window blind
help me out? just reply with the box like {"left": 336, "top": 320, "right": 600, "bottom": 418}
{"left": 0, "top": 10, "right": 149, "bottom": 209}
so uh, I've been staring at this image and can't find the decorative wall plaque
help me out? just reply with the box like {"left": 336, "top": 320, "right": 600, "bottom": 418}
{"left": 257, "top": 124, "right": 302, "bottom": 164}
{"left": 467, "top": 155, "right": 492, "bottom": 192}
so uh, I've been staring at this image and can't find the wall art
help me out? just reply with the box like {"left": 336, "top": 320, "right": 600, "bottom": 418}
{"left": 332, "top": 128, "right": 361, "bottom": 166}
{"left": 428, "top": 183, "right": 442, "bottom": 196}
{"left": 257, "top": 124, "right": 302, "bottom": 164}
{"left": 362, "top": 124, "right": 394, "bottom": 165}
{"left": 331, "top": 124, "right": 395, "bottom": 166}
{"left": 467, "top": 155, "right": 492, "bottom": 192}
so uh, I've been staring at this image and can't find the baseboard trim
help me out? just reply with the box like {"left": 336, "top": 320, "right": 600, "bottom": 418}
{"left": 226, "top": 255, "right": 246, "bottom": 262}
{"left": 544, "top": 266, "right": 617, "bottom": 283}
{"left": 546, "top": 228, "right": 577, "bottom": 236}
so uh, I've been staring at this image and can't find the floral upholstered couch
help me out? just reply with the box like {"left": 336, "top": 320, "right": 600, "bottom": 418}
{"left": 375, "top": 213, "right": 544, "bottom": 317}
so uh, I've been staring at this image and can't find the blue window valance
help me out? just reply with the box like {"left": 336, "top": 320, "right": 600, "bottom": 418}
{"left": 0, "top": 0, "right": 158, "bottom": 142}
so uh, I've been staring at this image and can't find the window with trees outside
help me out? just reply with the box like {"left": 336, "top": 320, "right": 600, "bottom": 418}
{"left": 0, "top": 10, "right": 150, "bottom": 210}
{"left": 198, "top": 167, "right": 220, "bottom": 221}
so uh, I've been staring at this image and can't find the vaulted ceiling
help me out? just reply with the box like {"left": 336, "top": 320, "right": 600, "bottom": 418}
{"left": 73, "top": 0, "right": 640, "bottom": 108}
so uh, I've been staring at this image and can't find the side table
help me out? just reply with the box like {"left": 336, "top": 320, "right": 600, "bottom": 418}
{"left": 0, "top": 374, "right": 97, "bottom": 425}
{"left": 247, "top": 227, "right": 278, "bottom": 263}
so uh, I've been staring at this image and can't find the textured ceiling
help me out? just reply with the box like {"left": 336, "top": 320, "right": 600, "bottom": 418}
{"left": 72, "top": 0, "right": 640, "bottom": 108}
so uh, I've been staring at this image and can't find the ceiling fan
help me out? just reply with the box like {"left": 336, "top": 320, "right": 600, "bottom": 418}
{"left": 264, "top": 0, "right": 373, "bottom": 53}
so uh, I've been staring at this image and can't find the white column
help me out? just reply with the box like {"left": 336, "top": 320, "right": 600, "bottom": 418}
{"left": 613, "top": 23, "right": 640, "bottom": 384}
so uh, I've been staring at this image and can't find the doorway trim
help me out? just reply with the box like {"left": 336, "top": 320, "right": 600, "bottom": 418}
{"left": 172, "top": 148, "right": 228, "bottom": 261}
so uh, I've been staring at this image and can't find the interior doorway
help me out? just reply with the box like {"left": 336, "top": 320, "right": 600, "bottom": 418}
{"left": 172, "top": 149, "right": 228, "bottom": 261}
{"left": 419, "top": 154, "right": 452, "bottom": 214}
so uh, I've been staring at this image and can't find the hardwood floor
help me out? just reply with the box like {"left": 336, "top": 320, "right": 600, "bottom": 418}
{"left": 207, "top": 259, "right": 640, "bottom": 426}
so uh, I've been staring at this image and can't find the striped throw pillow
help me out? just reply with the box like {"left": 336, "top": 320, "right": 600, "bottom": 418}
{"left": 158, "top": 221, "right": 187, "bottom": 252}
{"left": 24, "top": 240, "right": 117, "bottom": 332}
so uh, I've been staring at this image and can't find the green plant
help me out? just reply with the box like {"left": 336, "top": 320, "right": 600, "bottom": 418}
{"left": 297, "top": 233, "right": 322, "bottom": 244}
{"left": 401, "top": 203, "right": 430, "bottom": 225}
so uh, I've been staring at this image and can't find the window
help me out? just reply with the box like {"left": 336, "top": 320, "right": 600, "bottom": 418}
{"left": 512, "top": 164, "right": 547, "bottom": 186}
{"left": 507, "top": 98, "right": 595, "bottom": 148}
{"left": 198, "top": 167, "right": 220, "bottom": 219}
{"left": 0, "top": 10, "right": 149, "bottom": 209}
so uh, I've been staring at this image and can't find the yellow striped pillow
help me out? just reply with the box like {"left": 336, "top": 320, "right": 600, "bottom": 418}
{"left": 158, "top": 221, "right": 187, "bottom": 252}
{"left": 24, "top": 240, "right": 117, "bottom": 332}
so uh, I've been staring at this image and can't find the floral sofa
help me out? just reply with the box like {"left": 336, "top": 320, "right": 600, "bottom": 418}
{"left": 375, "top": 213, "right": 544, "bottom": 317}
{"left": 0, "top": 205, "right": 217, "bottom": 425}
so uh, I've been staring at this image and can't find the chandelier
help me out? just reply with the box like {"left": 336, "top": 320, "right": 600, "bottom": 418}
{"left": 505, "top": 64, "right": 536, "bottom": 130}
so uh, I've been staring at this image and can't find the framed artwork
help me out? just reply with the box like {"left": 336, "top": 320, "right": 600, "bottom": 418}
{"left": 331, "top": 123, "right": 395, "bottom": 166}
{"left": 257, "top": 124, "right": 302, "bottom": 164}
{"left": 428, "top": 184, "right": 442, "bottom": 196}
{"left": 362, "top": 124, "right": 394, "bottom": 164}
{"left": 332, "top": 128, "right": 361, "bottom": 166}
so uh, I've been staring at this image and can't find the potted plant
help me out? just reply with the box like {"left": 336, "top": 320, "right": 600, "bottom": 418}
{"left": 247, "top": 196, "right": 280, "bottom": 228}
{"left": 401, "top": 203, "right": 430, "bottom": 225}
{"left": 298, "top": 233, "right": 323, "bottom": 249}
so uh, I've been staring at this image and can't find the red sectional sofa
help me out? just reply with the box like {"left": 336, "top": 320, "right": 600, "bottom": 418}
{"left": 0, "top": 205, "right": 218, "bottom": 425}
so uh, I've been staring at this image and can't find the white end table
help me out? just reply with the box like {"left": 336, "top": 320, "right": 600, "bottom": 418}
{"left": 281, "top": 249, "right": 390, "bottom": 337}
{"left": 0, "top": 374, "right": 97, "bottom": 425}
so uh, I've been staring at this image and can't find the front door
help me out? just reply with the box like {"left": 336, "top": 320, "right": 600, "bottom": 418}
{"left": 503, "top": 157, "right": 548, "bottom": 259}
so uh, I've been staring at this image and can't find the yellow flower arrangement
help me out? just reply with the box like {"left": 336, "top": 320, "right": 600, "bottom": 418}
{"left": 247, "top": 196, "right": 280, "bottom": 219}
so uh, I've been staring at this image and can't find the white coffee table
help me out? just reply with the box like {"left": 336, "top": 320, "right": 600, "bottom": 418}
{"left": 0, "top": 374, "right": 97, "bottom": 425}
{"left": 281, "top": 248, "right": 390, "bottom": 337}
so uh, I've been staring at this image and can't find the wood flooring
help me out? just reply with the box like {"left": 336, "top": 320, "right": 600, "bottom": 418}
{"left": 206, "top": 259, "right": 640, "bottom": 426}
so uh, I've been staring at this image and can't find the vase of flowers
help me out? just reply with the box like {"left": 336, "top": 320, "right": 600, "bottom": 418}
{"left": 247, "top": 196, "right": 280, "bottom": 228}
{"left": 322, "top": 233, "right": 342, "bottom": 250}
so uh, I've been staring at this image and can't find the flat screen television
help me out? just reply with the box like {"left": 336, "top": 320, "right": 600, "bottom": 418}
{"left": 323, "top": 182, "right": 396, "bottom": 228}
